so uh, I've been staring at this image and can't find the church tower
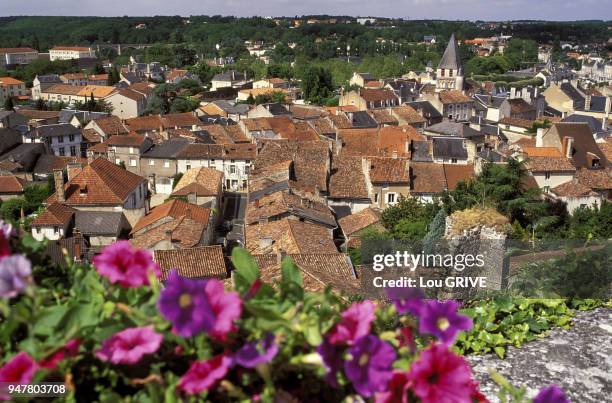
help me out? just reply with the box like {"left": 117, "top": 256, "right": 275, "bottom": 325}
{"left": 436, "top": 33, "right": 464, "bottom": 91}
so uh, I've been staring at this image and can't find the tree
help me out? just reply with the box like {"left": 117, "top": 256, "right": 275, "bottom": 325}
{"left": 3, "top": 97, "right": 14, "bottom": 111}
{"left": 108, "top": 66, "right": 121, "bottom": 86}
{"left": 299, "top": 66, "right": 333, "bottom": 104}
{"left": 381, "top": 196, "right": 439, "bottom": 240}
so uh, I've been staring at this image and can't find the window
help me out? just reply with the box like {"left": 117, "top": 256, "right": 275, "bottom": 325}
{"left": 149, "top": 160, "right": 155, "bottom": 166}
{"left": 225, "top": 179, "right": 231, "bottom": 189}
{"left": 70, "top": 146, "right": 76, "bottom": 156}
{"left": 164, "top": 160, "right": 170, "bottom": 168}
{"left": 69, "top": 134, "right": 75, "bottom": 142}
{"left": 58, "top": 135, "right": 64, "bottom": 143}
{"left": 186, "top": 164, "right": 191, "bottom": 170}
{"left": 543, "top": 186, "right": 550, "bottom": 193}
{"left": 231, "top": 180, "right": 238, "bottom": 188}
{"left": 544, "top": 172, "right": 551, "bottom": 180}
{"left": 129, "top": 147, "right": 134, "bottom": 154}
{"left": 54, "top": 226, "right": 60, "bottom": 234}
{"left": 451, "top": 158, "right": 458, "bottom": 163}
{"left": 449, "top": 69, "right": 453, "bottom": 77}
{"left": 440, "top": 69, "right": 445, "bottom": 77}
{"left": 387, "top": 193, "right": 396, "bottom": 204}
{"left": 130, "top": 158, "right": 137, "bottom": 167}
{"left": 115, "top": 158, "right": 121, "bottom": 164}
{"left": 374, "top": 193, "right": 379, "bottom": 203}
{"left": 230, "top": 165, "right": 236, "bottom": 174}
{"left": 59, "top": 147, "right": 65, "bottom": 156}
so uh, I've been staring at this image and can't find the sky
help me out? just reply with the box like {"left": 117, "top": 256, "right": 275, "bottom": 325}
{"left": 1, "top": 0, "right": 611, "bottom": 21}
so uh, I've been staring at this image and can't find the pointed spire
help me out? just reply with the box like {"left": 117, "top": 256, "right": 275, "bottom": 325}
{"left": 438, "top": 33, "right": 463, "bottom": 72}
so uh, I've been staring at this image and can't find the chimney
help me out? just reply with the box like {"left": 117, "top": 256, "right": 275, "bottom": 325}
{"left": 67, "top": 162, "right": 83, "bottom": 181}
{"left": 562, "top": 137, "right": 574, "bottom": 159}
{"left": 259, "top": 236, "right": 273, "bottom": 251}
{"left": 536, "top": 128, "right": 545, "bottom": 147}
{"left": 53, "top": 169, "right": 66, "bottom": 202}
{"left": 276, "top": 248, "right": 286, "bottom": 265}
{"left": 510, "top": 87, "right": 516, "bottom": 99}
{"left": 165, "top": 229, "right": 173, "bottom": 241}
{"left": 392, "top": 150, "right": 398, "bottom": 159}
{"left": 605, "top": 96, "right": 611, "bottom": 114}
{"left": 585, "top": 95, "right": 591, "bottom": 111}
{"left": 187, "top": 192, "right": 197, "bottom": 204}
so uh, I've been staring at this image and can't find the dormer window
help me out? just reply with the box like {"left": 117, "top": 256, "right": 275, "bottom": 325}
{"left": 79, "top": 185, "right": 88, "bottom": 196}
{"left": 592, "top": 159, "right": 600, "bottom": 168}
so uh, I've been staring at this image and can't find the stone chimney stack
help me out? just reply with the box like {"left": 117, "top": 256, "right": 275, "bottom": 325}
{"left": 536, "top": 128, "right": 545, "bottom": 147}
{"left": 585, "top": 95, "right": 592, "bottom": 111}
{"left": 53, "top": 169, "right": 66, "bottom": 202}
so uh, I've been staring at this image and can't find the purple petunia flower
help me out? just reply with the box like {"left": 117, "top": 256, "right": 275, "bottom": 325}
{"left": 533, "top": 385, "right": 570, "bottom": 403}
{"left": 344, "top": 335, "right": 397, "bottom": 398}
{"left": 418, "top": 300, "right": 473, "bottom": 345}
{"left": 327, "top": 300, "right": 376, "bottom": 345}
{"left": 93, "top": 241, "right": 160, "bottom": 288}
{"left": 158, "top": 271, "right": 215, "bottom": 337}
{"left": 385, "top": 286, "right": 425, "bottom": 315}
{"left": 317, "top": 339, "right": 344, "bottom": 388}
{"left": 234, "top": 333, "right": 279, "bottom": 368}
{"left": 0, "top": 255, "right": 32, "bottom": 299}
{"left": 95, "top": 326, "right": 163, "bottom": 365}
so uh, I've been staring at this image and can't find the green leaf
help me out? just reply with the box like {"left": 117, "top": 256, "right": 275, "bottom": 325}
{"left": 231, "top": 247, "right": 260, "bottom": 293}
{"left": 32, "top": 305, "right": 69, "bottom": 336}
{"left": 494, "top": 346, "right": 506, "bottom": 359}
{"left": 281, "top": 256, "right": 302, "bottom": 287}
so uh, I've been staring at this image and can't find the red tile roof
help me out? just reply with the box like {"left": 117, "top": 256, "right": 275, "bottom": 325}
{"left": 439, "top": 90, "right": 472, "bottom": 104}
{"left": 338, "top": 208, "right": 381, "bottom": 237}
{"left": 155, "top": 246, "right": 226, "bottom": 281}
{"left": 0, "top": 175, "right": 26, "bottom": 194}
{"left": 131, "top": 199, "right": 211, "bottom": 234}
{"left": 31, "top": 202, "right": 76, "bottom": 226}
{"left": 47, "top": 158, "right": 146, "bottom": 206}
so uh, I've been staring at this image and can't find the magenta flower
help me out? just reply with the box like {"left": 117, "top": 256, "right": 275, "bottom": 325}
{"left": 0, "top": 352, "right": 38, "bottom": 383}
{"left": 158, "top": 271, "right": 215, "bottom": 337}
{"left": 178, "top": 355, "right": 232, "bottom": 395}
{"left": 93, "top": 241, "right": 160, "bottom": 288}
{"left": 408, "top": 343, "right": 473, "bottom": 403}
{"left": 96, "top": 326, "right": 163, "bottom": 365}
{"left": 235, "top": 333, "right": 279, "bottom": 368}
{"left": 39, "top": 339, "right": 81, "bottom": 369}
{"left": 533, "top": 385, "right": 570, "bottom": 403}
{"left": 204, "top": 278, "right": 242, "bottom": 339}
{"left": 327, "top": 300, "right": 376, "bottom": 345}
{"left": 0, "top": 221, "right": 13, "bottom": 258}
{"left": 0, "top": 255, "right": 32, "bottom": 299}
{"left": 344, "top": 335, "right": 396, "bottom": 397}
{"left": 317, "top": 339, "right": 344, "bottom": 388}
{"left": 374, "top": 371, "right": 411, "bottom": 403}
{"left": 0, "top": 351, "right": 38, "bottom": 399}
{"left": 418, "top": 300, "right": 472, "bottom": 345}
{"left": 385, "top": 286, "right": 425, "bottom": 315}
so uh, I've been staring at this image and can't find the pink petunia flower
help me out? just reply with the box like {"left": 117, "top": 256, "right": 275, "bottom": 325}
{"left": 177, "top": 355, "right": 232, "bottom": 395}
{"left": 96, "top": 326, "right": 163, "bottom": 365}
{"left": 374, "top": 370, "right": 411, "bottom": 403}
{"left": 0, "top": 221, "right": 13, "bottom": 258}
{"left": 327, "top": 300, "right": 376, "bottom": 345}
{"left": 39, "top": 339, "right": 81, "bottom": 369}
{"left": 408, "top": 343, "right": 474, "bottom": 403}
{"left": 93, "top": 241, "right": 160, "bottom": 288}
{"left": 0, "top": 352, "right": 39, "bottom": 399}
{"left": 204, "top": 279, "right": 242, "bottom": 340}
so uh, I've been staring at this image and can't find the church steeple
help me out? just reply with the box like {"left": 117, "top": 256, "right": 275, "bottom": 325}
{"left": 436, "top": 33, "right": 464, "bottom": 91}
{"left": 438, "top": 33, "right": 463, "bottom": 73}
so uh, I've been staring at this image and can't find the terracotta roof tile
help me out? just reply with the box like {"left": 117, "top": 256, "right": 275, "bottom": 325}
{"left": 443, "top": 164, "right": 475, "bottom": 190}
{"left": 162, "top": 112, "right": 202, "bottom": 129}
{"left": 438, "top": 90, "right": 472, "bottom": 104}
{"left": 329, "top": 155, "right": 369, "bottom": 199}
{"left": 410, "top": 162, "right": 446, "bottom": 194}
{"left": 105, "top": 133, "right": 147, "bottom": 147}
{"left": 246, "top": 191, "right": 335, "bottom": 227}
{"left": 125, "top": 115, "right": 163, "bottom": 132}
{"left": 359, "top": 88, "right": 398, "bottom": 103}
{"left": 391, "top": 105, "right": 427, "bottom": 124}
{"left": 526, "top": 156, "right": 576, "bottom": 172}
{"left": 338, "top": 208, "right": 381, "bottom": 237}
{"left": 131, "top": 199, "right": 211, "bottom": 234}
{"left": 246, "top": 218, "right": 337, "bottom": 255}
{"left": 575, "top": 168, "right": 612, "bottom": 190}
{"left": 551, "top": 179, "right": 597, "bottom": 197}
{"left": 521, "top": 147, "right": 562, "bottom": 157}
{"left": 369, "top": 157, "right": 409, "bottom": 183}
{"left": 0, "top": 175, "right": 26, "bottom": 194}
{"left": 172, "top": 167, "right": 223, "bottom": 197}
{"left": 31, "top": 202, "right": 76, "bottom": 226}
{"left": 47, "top": 158, "right": 146, "bottom": 206}
{"left": 155, "top": 246, "right": 226, "bottom": 281}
